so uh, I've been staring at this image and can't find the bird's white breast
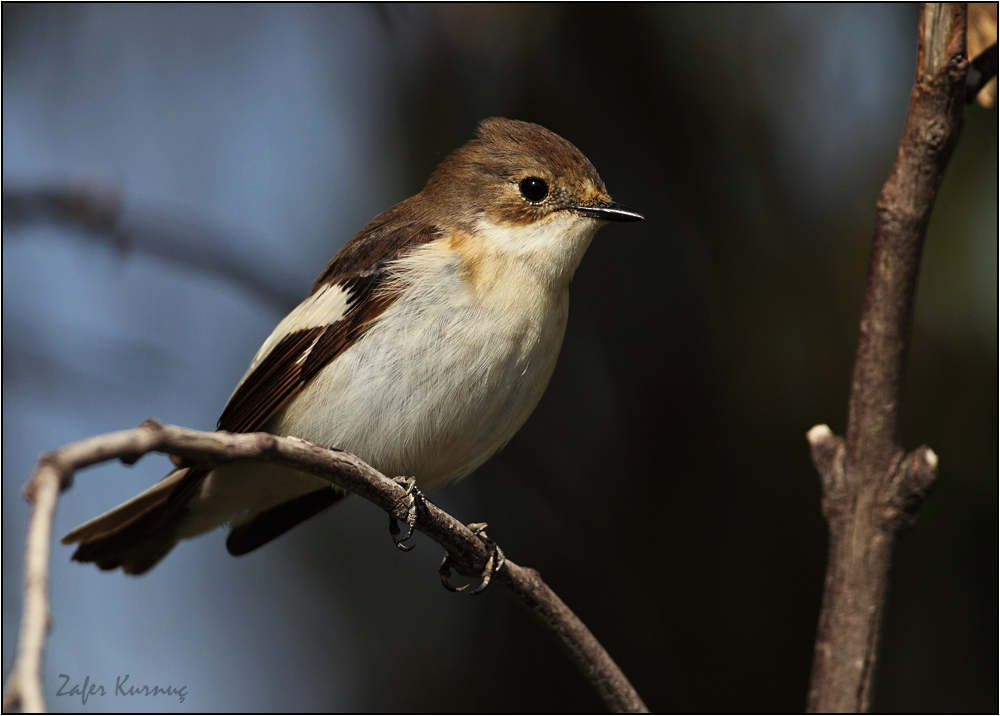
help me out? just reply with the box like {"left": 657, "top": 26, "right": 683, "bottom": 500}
{"left": 269, "top": 212, "right": 599, "bottom": 489}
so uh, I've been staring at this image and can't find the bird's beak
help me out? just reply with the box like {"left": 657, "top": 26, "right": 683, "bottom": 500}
{"left": 572, "top": 200, "right": 644, "bottom": 222}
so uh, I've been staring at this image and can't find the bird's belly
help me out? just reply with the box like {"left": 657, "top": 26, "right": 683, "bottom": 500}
{"left": 268, "top": 281, "right": 569, "bottom": 489}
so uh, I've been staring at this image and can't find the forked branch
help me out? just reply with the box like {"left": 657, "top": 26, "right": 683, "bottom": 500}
{"left": 805, "top": 4, "right": 971, "bottom": 712}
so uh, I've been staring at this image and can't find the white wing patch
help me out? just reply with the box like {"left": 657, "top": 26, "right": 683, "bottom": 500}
{"left": 231, "top": 282, "right": 350, "bottom": 396}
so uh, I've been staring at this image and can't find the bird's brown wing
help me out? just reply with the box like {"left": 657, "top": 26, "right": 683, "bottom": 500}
{"left": 63, "top": 218, "right": 443, "bottom": 572}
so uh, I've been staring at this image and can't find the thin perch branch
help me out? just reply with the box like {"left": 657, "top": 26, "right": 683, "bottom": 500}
{"left": 1, "top": 421, "right": 648, "bottom": 714}
{"left": 805, "top": 3, "right": 968, "bottom": 712}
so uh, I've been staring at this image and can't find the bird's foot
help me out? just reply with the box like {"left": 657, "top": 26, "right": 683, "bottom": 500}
{"left": 439, "top": 522, "right": 506, "bottom": 596}
{"left": 388, "top": 477, "right": 423, "bottom": 551}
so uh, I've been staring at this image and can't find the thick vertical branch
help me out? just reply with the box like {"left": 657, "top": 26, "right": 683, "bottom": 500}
{"left": 846, "top": 2, "right": 966, "bottom": 473}
{"left": 806, "top": 4, "right": 968, "bottom": 713}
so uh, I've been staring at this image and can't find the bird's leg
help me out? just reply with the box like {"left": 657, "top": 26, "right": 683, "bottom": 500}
{"left": 439, "top": 522, "right": 506, "bottom": 595}
{"left": 388, "top": 476, "right": 423, "bottom": 551}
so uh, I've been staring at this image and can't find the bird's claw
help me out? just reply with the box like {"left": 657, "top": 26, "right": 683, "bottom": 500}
{"left": 439, "top": 522, "right": 506, "bottom": 595}
{"left": 389, "top": 477, "right": 423, "bottom": 551}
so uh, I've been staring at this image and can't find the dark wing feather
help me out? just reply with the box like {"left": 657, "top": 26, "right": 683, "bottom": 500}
{"left": 308, "top": 210, "right": 441, "bottom": 295}
{"left": 225, "top": 487, "right": 348, "bottom": 555}
{"left": 217, "top": 327, "right": 325, "bottom": 434}
{"left": 219, "top": 222, "right": 441, "bottom": 435}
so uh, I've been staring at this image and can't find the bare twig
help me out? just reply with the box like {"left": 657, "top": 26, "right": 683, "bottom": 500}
{"left": 1, "top": 421, "right": 648, "bottom": 714}
{"left": 805, "top": 4, "right": 968, "bottom": 712}
{"left": 2, "top": 185, "right": 301, "bottom": 309}
{"left": 1, "top": 465, "right": 64, "bottom": 713}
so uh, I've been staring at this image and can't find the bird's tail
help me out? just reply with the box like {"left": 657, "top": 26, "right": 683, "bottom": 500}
{"left": 61, "top": 468, "right": 203, "bottom": 575}
{"left": 62, "top": 464, "right": 348, "bottom": 574}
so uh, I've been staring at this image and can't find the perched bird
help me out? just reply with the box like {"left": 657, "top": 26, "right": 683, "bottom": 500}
{"left": 63, "top": 117, "right": 643, "bottom": 574}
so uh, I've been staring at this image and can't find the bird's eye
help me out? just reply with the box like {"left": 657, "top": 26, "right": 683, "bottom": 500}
{"left": 519, "top": 177, "right": 549, "bottom": 203}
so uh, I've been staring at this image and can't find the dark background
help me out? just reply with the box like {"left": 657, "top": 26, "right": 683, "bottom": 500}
{"left": 3, "top": 5, "right": 996, "bottom": 712}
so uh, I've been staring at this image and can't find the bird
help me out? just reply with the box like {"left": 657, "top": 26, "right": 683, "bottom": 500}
{"left": 62, "top": 117, "right": 644, "bottom": 574}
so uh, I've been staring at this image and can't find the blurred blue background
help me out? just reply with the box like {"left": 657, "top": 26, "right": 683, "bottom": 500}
{"left": 3, "top": 4, "right": 996, "bottom": 712}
